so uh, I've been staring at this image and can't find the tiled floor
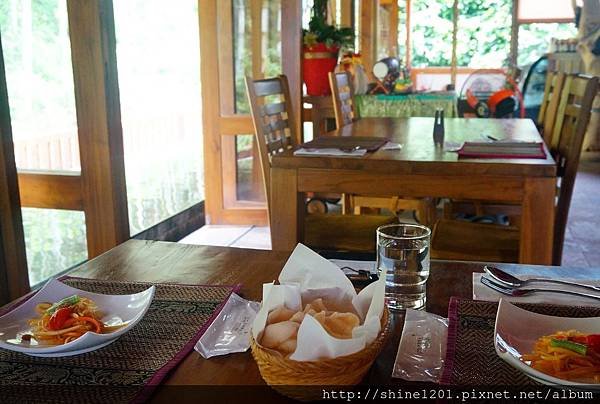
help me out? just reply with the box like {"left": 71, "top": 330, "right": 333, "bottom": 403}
{"left": 179, "top": 152, "right": 600, "bottom": 267}
{"left": 561, "top": 152, "right": 600, "bottom": 268}
{"left": 179, "top": 225, "right": 272, "bottom": 250}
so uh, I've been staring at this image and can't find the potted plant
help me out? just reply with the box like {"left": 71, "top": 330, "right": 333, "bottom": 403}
{"left": 303, "top": 0, "right": 354, "bottom": 96}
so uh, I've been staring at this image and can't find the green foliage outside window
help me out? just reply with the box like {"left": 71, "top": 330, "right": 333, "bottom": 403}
{"left": 409, "top": 0, "right": 576, "bottom": 69}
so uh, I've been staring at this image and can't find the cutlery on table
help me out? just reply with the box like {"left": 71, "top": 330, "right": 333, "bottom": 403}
{"left": 340, "top": 146, "right": 362, "bottom": 153}
{"left": 484, "top": 265, "right": 600, "bottom": 293}
{"left": 480, "top": 276, "right": 600, "bottom": 302}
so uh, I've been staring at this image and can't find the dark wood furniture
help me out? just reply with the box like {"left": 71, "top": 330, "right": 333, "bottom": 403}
{"left": 42, "top": 239, "right": 599, "bottom": 399}
{"left": 328, "top": 72, "right": 436, "bottom": 225}
{"left": 303, "top": 95, "right": 336, "bottom": 139}
{"left": 432, "top": 75, "right": 599, "bottom": 265}
{"left": 270, "top": 117, "right": 557, "bottom": 264}
{"left": 245, "top": 75, "right": 395, "bottom": 253}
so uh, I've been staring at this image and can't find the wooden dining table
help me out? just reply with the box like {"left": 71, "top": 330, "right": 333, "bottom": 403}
{"left": 48, "top": 239, "right": 598, "bottom": 402}
{"left": 270, "top": 117, "right": 557, "bottom": 265}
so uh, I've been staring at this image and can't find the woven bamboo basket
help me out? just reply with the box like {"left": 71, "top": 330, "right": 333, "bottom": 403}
{"left": 251, "top": 308, "right": 390, "bottom": 401}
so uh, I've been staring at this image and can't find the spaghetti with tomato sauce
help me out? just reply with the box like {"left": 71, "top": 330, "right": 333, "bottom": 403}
{"left": 24, "top": 295, "right": 126, "bottom": 345}
{"left": 522, "top": 330, "right": 600, "bottom": 383}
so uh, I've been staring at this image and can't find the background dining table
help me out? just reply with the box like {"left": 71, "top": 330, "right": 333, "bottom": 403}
{"left": 271, "top": 117, "right": 557, "bottom": 265}
{"left": 41, "top": 239, "right": 598, "bottom": 402}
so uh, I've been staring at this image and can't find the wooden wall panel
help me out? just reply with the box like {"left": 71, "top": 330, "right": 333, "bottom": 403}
{"left": 0, "top": 34, "right": 30, "bottom": 304}
{"left": 67, "top": 0, "right": 130, "bottom": 257}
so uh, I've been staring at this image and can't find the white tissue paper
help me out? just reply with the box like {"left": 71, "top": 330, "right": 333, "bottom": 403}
{"left": 251, "top": 243, "right": 386, "bottom": 361}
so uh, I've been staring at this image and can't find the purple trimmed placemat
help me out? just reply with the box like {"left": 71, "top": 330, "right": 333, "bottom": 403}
{"left": 440, "top": 297, "right": 600, "bottom": 386}
{"left": 0, "top": 277, "right": 240, "bottom": 403}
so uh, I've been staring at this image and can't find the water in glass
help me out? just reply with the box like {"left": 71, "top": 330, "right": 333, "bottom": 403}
{"left": 377, "top": 224, "right": 431, "bottom": 310}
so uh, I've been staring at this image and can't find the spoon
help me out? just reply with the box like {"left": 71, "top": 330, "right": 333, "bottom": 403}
{"left": 481, "top": 276, "right": 600, "bottom": 302}
{"left": 484, "top": 266, "right": 600, "bottom": 293}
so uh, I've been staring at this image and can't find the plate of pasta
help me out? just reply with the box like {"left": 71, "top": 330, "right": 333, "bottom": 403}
{"left": 495, "top": 298, "right": 600, "bottom": 387}
{"left": 0, "top": 278, "right": 155, "bottom": 357}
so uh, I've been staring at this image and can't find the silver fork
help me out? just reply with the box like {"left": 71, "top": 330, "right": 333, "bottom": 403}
{"left": 481, "top": 276, "right": 600, "bottom": 302}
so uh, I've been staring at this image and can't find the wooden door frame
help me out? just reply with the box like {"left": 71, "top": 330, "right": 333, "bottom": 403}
{"left": 200, "top": 0, "right": 302, "bottom": 225}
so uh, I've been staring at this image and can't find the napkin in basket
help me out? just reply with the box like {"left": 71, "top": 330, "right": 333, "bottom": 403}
{"left": 252, "top": 244, "right": 386, "bottom": 361}
{"left": 473, "top": 273, "right": 600, "bottom": 307}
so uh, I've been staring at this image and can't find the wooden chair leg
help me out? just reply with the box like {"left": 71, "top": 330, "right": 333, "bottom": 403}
{"left": 342, "top": 194, "right": 352, "bottom": 214}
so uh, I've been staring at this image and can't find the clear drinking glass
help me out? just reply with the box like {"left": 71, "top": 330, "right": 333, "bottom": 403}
{"left": 377, "top": 224, "right": 431, "bottom": 311}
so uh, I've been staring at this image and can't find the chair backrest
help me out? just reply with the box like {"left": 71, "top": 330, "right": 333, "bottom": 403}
{"left": 551, "top": 74, "right": 599, "bottom": 265}
{"left": 329, "top": 71, "right": 356, "bottom": 129}
{"left": 245, "top": 75, "right": 298, "bottom": 218}
{"left": 537, "top": 71, "right": 566, "bottom": 147}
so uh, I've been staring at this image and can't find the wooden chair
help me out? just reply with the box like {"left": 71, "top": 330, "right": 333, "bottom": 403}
{"left": 329, "top": 71, "right": 356, "bottom": 129}
{"left": 246, "top": 75, "right": 396, "bottom": 253}
{"left": 442, "top": 71, "right": 568, "bottom": 226}
{"left": 431, "top": 74, "right": 599, "bottom": 265}
{"left": 328, "top": 71, "right": 436, "bottom": 226}
{"left": 538, "top": 71, "right": 566, "bottom": 146}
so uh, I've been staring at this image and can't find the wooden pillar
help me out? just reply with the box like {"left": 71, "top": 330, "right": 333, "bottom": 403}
{"left": 0, "top": 34, "right": 29, "bottom": 304}
{"left": 509, "top": 0, "right": 519, "bottom": 67}
{"left": 250, "top": 0, "right": 265, "bottom": 201}
{"left": 340, "top": 0, "right": 353, "bottom": 27}
{"left": 250, "top": 0, "right": 263, "bottom": 78}
{"left": 360, "top": 0, "right": 378, "bottom": 75}
{"left": 67, "top": 0, "right": 130, "bottom": 258}
{"left": 450, "top": 0, "right": 459, "bottom": 87}
{"left": 282, "top": 0, "right": 303, "bottom": 144}
{"left": 389, "top": 0, "right": 399, "bottom": 56}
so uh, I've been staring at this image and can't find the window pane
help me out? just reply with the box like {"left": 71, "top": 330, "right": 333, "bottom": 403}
{"left": 411, "top": 0, "right": 454, "bottom": 67}
{"left": 233, "top": 0, "right": 282, "bottom": 114}
{"left": 0, "top": 0, "right": 80, "bottom": 171}
{"left": 517, "top": 23, "right": 578, "bottom": 66}
{"left": 235, "top": 135, "right": 265, "bottom": 202}
{"left": 22, "top": 208, "right": 87, "bottom": 286}
{"left": 518, "top": 0, "right": 575, "bottom": 23}
{"left": 113, "top": 0, "right": 204, "bottom": 235}
{"left": 456, "top": 0, "right": 511, "bottom": 68}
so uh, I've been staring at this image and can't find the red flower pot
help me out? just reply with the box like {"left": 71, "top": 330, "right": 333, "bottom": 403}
{"left": 303, "top": 43, "right": 340, "bottom": 96}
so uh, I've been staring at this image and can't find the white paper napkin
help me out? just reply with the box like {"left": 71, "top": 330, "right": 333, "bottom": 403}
{"left": 293, "top": 148, "right": 367, "bottom": 157}
{"left": 472, "top": 273, "right": 600, "bottom": 307}
{"left": 381, "top": 142, "right": 402, "bottom": 150}
{"left": 252, "top": 244, "right": 386, "bottom": 361}
{"left": 443, "top": 141, "right": 463, "bottom": 152}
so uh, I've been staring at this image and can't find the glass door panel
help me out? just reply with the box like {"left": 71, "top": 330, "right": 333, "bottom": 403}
{"left": 0, "top": 0, "right": 87, "bottom": 285}
{"left": 223, "top": 0, "right": 281, "bottom": 207}
{"left": 0, "top": 0, "right": 79, "bottom": 172}
{"left": 21, "top": 208, "right": 86, "bottom": 286}
{"left": 113, "top": 0, "right": 204, "bottom": 235}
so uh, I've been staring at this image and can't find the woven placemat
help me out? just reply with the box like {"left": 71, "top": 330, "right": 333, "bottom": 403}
{"left": 440, "top": 297, "right": 600, "bottom": 386}
{"left": 0, "top": 277, "right": 239, "bottom": 403}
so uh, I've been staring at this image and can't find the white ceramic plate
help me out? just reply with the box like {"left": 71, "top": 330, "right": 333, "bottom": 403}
{"left": 0, "top": 278, "right": 155, "bottom": 357}
{"left": 494, "top": 298, "right": 600, "bottom": 387}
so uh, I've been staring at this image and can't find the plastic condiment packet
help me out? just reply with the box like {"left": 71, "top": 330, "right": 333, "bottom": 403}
{"left": 392, "top": 309, "right": 448, "bottom": 382}
{"left": 195, "top": 293, "right": 260, "bottom": 359}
